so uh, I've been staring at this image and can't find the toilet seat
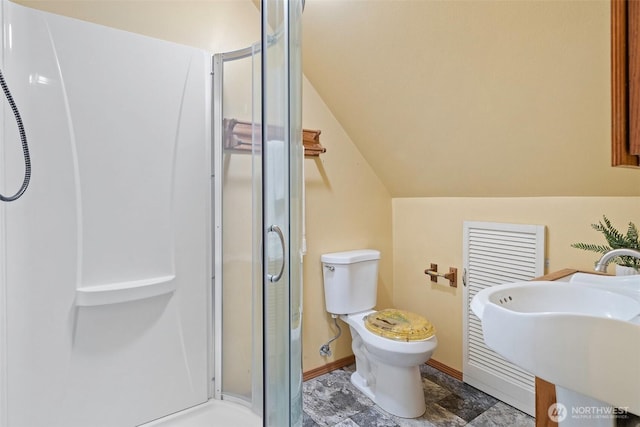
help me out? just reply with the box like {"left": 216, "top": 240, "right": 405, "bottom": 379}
{"left": 342, "top": 311, "right": 437, "bottom": 361}
{"left": 364, "top": 309, "right": 435, "bottom": 342}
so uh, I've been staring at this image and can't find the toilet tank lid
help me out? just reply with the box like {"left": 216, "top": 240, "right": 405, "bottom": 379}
{"left": 321, "top": 249, "right": 380, "bottom": 264}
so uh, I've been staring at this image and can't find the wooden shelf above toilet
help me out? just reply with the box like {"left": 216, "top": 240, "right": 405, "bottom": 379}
{"left": 223, "top": 118, "right": 326, "bottom": 157}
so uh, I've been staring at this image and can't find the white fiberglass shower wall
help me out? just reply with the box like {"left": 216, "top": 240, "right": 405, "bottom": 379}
{"left": 0, "top": 0, "right": 303, "bottom": 426}
{"left": 0, "top": 2, "right": 210, "bottom": 426}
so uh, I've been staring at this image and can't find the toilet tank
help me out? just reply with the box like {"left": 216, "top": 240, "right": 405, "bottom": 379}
{"left": 321, "top": 249, "right": 380, "bottom": 315}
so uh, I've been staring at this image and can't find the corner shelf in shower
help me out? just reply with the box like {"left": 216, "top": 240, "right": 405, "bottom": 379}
{"left": 75, "top": 275, "right": 176, "bottom": 306}
{"left": 223, "top": 118, "right": 326, "bottom": 157}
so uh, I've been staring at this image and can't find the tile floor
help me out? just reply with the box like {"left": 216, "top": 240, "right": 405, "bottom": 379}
{"left": 302, "top": 364, "right": 534, "bottom": 427}
{"left": 302, "top": 363, "right": 640, "bottom": 427}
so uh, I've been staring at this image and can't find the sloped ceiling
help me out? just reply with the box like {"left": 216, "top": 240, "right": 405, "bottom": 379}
{"left": 13, "top": 0, "right": 640, "bottom": 198}
{"left": 301, "top": 0, "right": 640, "bottom": 197}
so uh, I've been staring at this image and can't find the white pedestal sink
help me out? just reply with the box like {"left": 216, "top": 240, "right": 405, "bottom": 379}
{"left": 471, "top": 274, "right": 640, "bottom": 426}
{"left": 553, "top": 386, "right": 621, "bottom": 427}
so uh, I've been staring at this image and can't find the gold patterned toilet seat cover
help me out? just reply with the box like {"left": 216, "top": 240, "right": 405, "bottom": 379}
{"left": 364, "top": 309, "right": 435, "bottom": 342}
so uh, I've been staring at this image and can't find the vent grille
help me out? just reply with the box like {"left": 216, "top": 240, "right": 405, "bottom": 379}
{"left": 463, "top": 222, "right": 545, "bottom": 414}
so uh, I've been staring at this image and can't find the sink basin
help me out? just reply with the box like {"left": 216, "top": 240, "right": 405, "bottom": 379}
{"left": 471, "top": 277, "right": 640, "bottom": 415}
{"left": 569, "top": 272, "right": 640, "bottom": 303}
{"left": 472, "top": 281, "right": 640, "bottom": 320}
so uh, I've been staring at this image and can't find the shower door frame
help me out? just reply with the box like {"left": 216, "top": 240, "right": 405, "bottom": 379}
{"left": 212, "top": 51, "right": 222, "bottom": 403}
{"left": 211, "top": 1, "right": 303, "bottom": 424}
{"left": 212, "top": 44, "right": 263, "bottom": 409}
{"left": 261, "top": 0, "right": 304, "bottom": 426}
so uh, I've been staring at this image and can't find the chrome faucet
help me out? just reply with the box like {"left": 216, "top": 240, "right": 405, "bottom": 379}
{"left": 594, "top": 248, "right": 640, "bottom": 273}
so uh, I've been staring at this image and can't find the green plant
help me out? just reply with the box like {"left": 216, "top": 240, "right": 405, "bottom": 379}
{"left": 571, "top": 215, "right": 640, "bottom": 269}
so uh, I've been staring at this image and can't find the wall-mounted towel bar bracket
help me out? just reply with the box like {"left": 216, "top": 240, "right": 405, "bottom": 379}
{"left": 424, "top": 263, "right": 457, "bottom": 287}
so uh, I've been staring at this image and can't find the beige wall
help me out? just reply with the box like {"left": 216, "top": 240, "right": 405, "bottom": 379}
{"left": 302, "top": 0, "right": 640, "bottom": 198}
{"left": 17, "top": 0, "right": 261, "bottom": 54}
{"left": 393, "top": 197, "right": 640, "bottom": 371}
{"left": 302, "top": 77, "right": 393, "bottom": 371}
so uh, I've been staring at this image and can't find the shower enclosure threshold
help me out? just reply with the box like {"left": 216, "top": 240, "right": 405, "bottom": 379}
{"left": 139, "top": 400, "right": 261, "bottom": 427}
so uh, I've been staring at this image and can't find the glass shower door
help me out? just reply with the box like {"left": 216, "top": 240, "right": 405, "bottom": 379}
{"left": 262, "top": 0, "right": 303, "bottom": 426}
{"left": 215, "top": 0, "right": 302, "bottom": 425}
{"left": 215, "top": 41, "right": 264, "bottom": 414}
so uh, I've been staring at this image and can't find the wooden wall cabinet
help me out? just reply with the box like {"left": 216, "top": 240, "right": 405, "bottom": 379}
{"left": 612, "top": 0, "right": 640, "bottom": 167}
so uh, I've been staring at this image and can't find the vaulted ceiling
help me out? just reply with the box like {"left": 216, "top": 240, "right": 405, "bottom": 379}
{"left": 301, "top": 0, "right": 640, "bottom": 197}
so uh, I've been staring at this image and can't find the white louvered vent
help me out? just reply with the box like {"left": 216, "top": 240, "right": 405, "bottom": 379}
{"left": 462, "top": 221, "right": 545, "bottom": 417}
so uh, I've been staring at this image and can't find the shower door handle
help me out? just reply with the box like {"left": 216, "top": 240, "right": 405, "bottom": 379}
{"left": 267, "top": 224, "right": 285, "bottom": 283}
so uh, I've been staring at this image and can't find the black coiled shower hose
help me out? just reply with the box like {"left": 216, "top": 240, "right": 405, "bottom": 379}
{"left": 0, "top": 69, "right": 30, "bottom": 202}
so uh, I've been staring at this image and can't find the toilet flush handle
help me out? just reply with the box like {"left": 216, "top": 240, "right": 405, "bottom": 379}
{"left": 325, "top": 265, "right": 335, "bottom": 272}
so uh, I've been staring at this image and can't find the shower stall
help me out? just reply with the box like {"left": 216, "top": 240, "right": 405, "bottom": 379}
{"left": 0, "top": 0, "right": 302, "bottom": 426}
{"left": 213, "top": 0, "right": 304, "bottom": 424}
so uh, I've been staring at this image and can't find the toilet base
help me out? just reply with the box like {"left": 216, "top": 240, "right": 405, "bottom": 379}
{"left": 350, "top": 365, "right": 426, "bottom": 419}
{"left": 350, "top": 371, "right": 375, "bottom": 401}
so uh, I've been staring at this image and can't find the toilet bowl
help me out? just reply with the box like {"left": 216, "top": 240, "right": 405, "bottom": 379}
{"left": 321, "top": 249, "right": 438, "bottom": 418}
{"left": 341, "top": 310, "right": 437, "bottom": 418}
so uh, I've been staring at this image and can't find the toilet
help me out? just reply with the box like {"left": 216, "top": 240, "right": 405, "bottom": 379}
{"left": 321, "top": 249, "right": 438, "bottom": 418}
